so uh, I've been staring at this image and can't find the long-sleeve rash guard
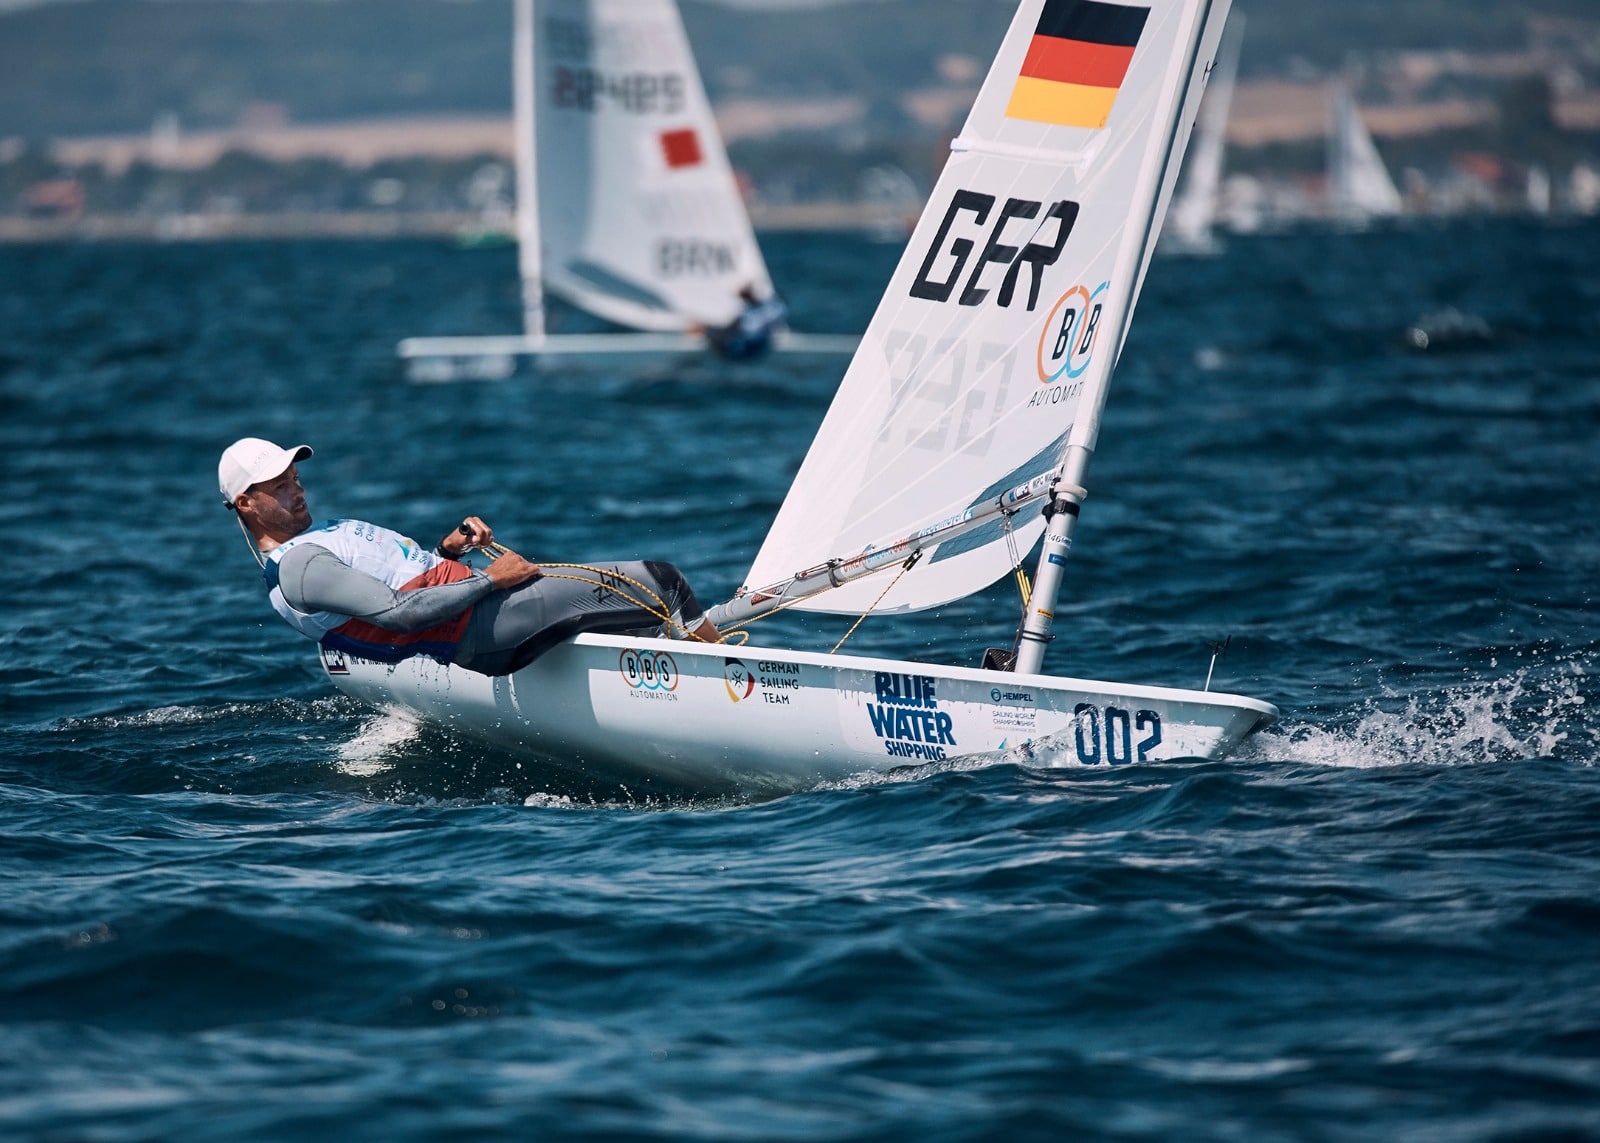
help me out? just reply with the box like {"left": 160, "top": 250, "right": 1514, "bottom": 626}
{"left": 274, "top": 543, "right": 494, "bottom": 632}
{"left": 267, "top": 532, "right": 705, "bottom": 677}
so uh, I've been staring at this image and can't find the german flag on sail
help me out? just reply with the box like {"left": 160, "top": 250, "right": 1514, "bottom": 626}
{"left": 1005, "top": 0, "right": 1150, "bottom": 129}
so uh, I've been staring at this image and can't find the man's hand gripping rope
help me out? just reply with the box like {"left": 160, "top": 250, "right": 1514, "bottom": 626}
{"left": 449, "top": 523, "right": 721, "bottom": 643}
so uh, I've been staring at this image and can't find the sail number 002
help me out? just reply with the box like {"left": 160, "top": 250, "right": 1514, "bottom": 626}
{"left": 1073, "top": 703, "right": 1162, "bottom": 764}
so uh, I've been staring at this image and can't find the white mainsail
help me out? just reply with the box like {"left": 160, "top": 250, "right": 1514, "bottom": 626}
{"left": 740, "top": 0, "right": 1229, "bottom": 616}
{"left": 1328, "top": 80, "right": 1403, "bottom": 222}
{"left": 531, "top": 0, "right": 773, "bottom": 333}
{"left": 1163, "top": 12, "right": 1241, "bottom": 251}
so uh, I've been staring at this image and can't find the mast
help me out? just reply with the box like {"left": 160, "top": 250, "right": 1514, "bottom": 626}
{"left": 513, "top": 0, "right": 545, "bottom": 342}
{"left": 1166, "top": 12, "right": 1241, "bottom": 248}
{"left": 1013, "top": 0, "right": 1219, "bottom": 675}
{"left": 1328, "top": 81, "right": 1353, "bottom": 219}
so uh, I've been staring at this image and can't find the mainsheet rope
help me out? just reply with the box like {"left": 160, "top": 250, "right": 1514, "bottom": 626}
{"left": 468, "top": 540, "right": 920, "bottom": 653}
{"left": 827, "top": 550, "right": 921, "bottom": 654}
{"left": 469, "top": 541, "right": 716, "bottom": 642}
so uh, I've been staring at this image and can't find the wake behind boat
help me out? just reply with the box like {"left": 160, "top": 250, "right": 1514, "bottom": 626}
{"left": 401, "top": 0, "right": 858, "bottom": 380}
{"left": 338, "top": 0, "right": 1278, "bottom": 793}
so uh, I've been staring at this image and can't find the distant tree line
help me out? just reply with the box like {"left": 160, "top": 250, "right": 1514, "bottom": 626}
{"left": 4, "top": 0, "right": 1596, "bottom": 221}
{"left": 0, "top": 137, "right": 944, "bottom": 219}
{"left": 0, "top": 144, "right": 514, "bottom": 217}
{"left": 1, "top": 0, "right": 1597, "bottom": 139}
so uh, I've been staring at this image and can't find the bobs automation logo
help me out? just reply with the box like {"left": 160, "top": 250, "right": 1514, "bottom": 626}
{"left": 1037, "top": 280, "right": 1109, "bottom": 384}
{"left": 619, "top": 649, "right": 678, "bottom": 697}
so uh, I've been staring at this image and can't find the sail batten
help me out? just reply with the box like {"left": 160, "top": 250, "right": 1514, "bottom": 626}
{"left": 514, "top": 0, "right": 544, "bottom": 340}
{"left": 950, "top": 137, "right": 1097, "bottom": 166}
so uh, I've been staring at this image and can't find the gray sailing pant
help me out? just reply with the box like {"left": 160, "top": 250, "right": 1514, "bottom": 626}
{"left": 452, "top": 560, "right": 705, "bottom": 676}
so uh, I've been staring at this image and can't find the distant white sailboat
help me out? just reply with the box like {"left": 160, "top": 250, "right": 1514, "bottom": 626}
{"left": 400, "top": 0, "right": 856, "bottom": 376}
{"left": 1572, "top": 163, "right": 1600, "bottom": 216}
{"left": 858, "top": 163, "right": 923, "bottom": 244}
{"left": 337, "top": 0, "right": 1277, "bottom": 793}
{"left": 1161, "top": 12, "right": 1242, "bottom": 254}
{"left": 1526, "top": 164, "right": 1551, "bottom": 217}
{"left": 1327, "top": 79, "right": 1403, "bottom": 224}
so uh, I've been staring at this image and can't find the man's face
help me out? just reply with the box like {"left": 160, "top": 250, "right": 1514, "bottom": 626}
{"left": 238, "top": 463, "right": 311, "bottom": 539}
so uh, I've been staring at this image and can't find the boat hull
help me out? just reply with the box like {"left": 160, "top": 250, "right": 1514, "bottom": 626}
{"left": 320, "top": 634, "right": 1277, "bottom": 794}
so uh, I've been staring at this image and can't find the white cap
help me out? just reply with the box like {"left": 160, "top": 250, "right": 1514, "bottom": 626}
{"left": 218, "top": 438, "right": 313, "bottom": 506}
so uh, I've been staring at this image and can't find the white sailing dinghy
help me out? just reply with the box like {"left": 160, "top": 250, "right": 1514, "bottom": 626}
{"left": 400, "top": 0, "right": 857, "bottom": 379}
{"left": 334, "top": 0, "right": 1278, "bottom": 792}
{"left": 1327, "top": 79, "right": 1404, "bottom": 225}
{"left": 1160, "top": 12, "right": 1241, "bottom": 254}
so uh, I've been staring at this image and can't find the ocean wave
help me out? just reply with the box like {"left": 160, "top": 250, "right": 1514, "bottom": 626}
{"left": 1244, "top": 657, "right": 1590, "bottom": 768}
{"left": 57, "top": 696, "right": 363, "bottom": 733}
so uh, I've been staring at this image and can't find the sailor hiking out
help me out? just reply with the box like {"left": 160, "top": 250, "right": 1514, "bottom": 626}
{"left": 703, "top": 284, "right": 788, "bottom": 360}
{"left": 220, "top": 437, "right": 720, "bottom": 675}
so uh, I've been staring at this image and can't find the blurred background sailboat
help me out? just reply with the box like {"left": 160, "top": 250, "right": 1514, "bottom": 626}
{"left": 1327, "top": 78, "right": 1404, "bottom": 227}
{"left": 400, "top": 0, "right": 855, "bottom": 379}
{"left": 1526, "top": 163, "right": 1552, "bottom": 217}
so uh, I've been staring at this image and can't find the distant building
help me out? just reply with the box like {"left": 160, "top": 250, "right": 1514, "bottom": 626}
{"left": 23, "top": 179, "right": 84, "bottom": 220}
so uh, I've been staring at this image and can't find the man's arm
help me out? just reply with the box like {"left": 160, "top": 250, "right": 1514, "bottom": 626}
{"left": 276, "top": 545, "right": 495, "bottom": 633}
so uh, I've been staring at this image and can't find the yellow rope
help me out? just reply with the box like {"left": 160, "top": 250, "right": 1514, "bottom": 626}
{"left": 466, "top": 541, "right": 914, "bottom": 654}
{"left": 470, "top": 545, "right": 712, "bottom": 642}
{"left": 828, "top": 551, "right": 921, "bottom": 654}
{"left": 1000, "top": 509, "right": 1030, "bottom": 608}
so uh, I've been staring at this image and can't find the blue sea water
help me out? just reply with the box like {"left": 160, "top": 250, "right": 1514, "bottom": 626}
{"left": 1, "top": 219, "right": 1598, "bottom": 1140}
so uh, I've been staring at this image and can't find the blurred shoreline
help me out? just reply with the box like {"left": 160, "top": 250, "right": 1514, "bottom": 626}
{"left": 0, "top": 201, "right": 907, "bottom": 243}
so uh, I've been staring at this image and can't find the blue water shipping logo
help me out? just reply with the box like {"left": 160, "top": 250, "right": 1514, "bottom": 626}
{"left": 866, "top": 671, "right": 956, "bottom": 761}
